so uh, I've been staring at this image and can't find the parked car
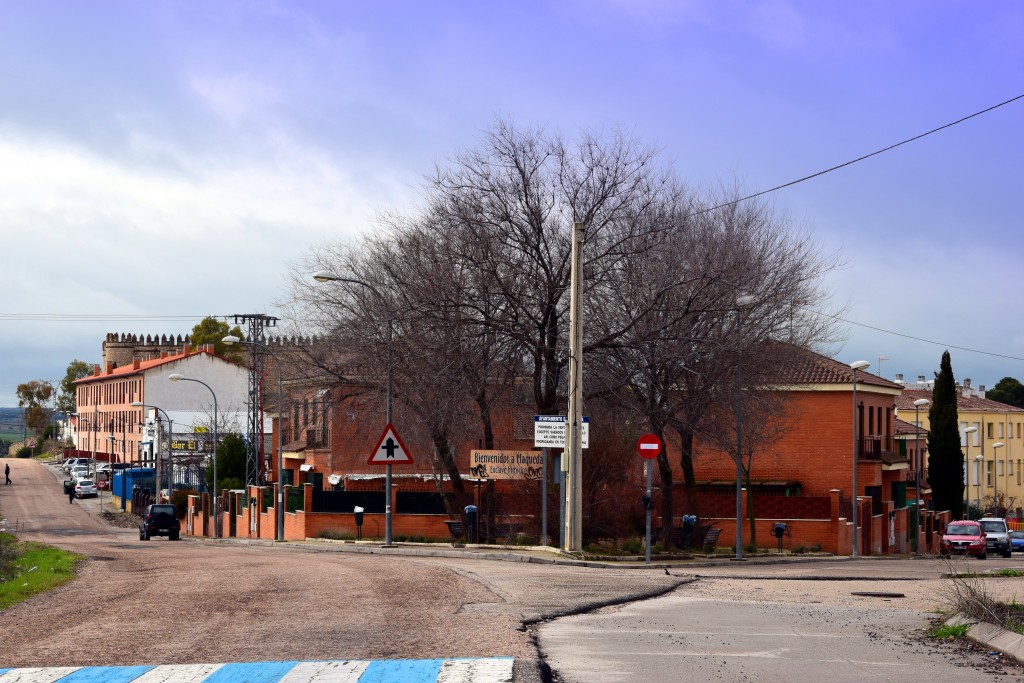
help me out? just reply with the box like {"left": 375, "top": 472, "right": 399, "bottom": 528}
{"left": 978, "top": 518, "right": 1012, "bottom": 558}
{"left": 940, "top": 520, "right": 987, "bottom": 559}
{"left": 1009, "top": 530, "right": 1024, "bottom": 554}
{"left": 74, "top": 479, "right": 98, "bottom": 498}
{"left": 70, "top": 466, "right": 91, "bottom": 481}
{"left": 139, "top": 504, "right": 180, "bottom": 541}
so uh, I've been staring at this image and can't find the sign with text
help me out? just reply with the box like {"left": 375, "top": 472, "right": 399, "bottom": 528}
{"left": 533, "top": 416, "right": 590, "bottom": 449}
{"left": 469, "top": 450, "right": 544, "bottom": 480}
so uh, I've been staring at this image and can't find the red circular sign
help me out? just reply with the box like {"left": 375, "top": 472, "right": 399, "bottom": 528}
{"left": 637, "top": 433, "right": 663, "bottom": 459}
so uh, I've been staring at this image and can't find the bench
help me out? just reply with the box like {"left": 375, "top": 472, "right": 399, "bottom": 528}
{"left": 702, "top": 528, "right": 722, "bottom": 553}
{"left": 444, "top": 519, "right": 466, "bottom": 545}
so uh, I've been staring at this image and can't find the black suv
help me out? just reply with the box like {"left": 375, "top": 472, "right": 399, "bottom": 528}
{"left": 139, "top": 504, "right": 181, "bottom": 541}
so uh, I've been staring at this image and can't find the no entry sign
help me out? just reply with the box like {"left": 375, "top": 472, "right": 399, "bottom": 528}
{"left": 637, "top": 433, "right": 663, "bottom": 459}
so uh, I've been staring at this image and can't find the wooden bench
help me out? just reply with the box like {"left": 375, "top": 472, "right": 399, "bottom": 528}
{"left": 444, "top": 519, "right": 466, "bottom": 545}
{"left": 702, "top": 527, "right": 722, "bottom": 553}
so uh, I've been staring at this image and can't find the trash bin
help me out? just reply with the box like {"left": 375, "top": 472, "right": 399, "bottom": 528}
{"left": 682, "top": 514, "right": 697, "bottom": 550}
{"left": 464, "top": 505, "right": 478, "bottom": 543}
{"left": 353, "top": 506, "right": 365, "bottom": 540}
{"left": 773, "top": 522, "right": 787, "bottom": 554}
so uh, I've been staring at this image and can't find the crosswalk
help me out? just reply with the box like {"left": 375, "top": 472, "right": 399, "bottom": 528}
{"left": 0, "top": 658, "right": 514, "bottom": 683}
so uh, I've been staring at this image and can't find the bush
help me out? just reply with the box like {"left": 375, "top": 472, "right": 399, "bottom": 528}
{"left": 622, "top": 539, "right": 642, "bottom": 554}
{"left": 14, "top": 447, "right": 32, "bottom": 459}
{"left": 317, "top": 530, "right": 354, "bottom": 541}
{"left": 170, "top": 489, "right": 198, "bottom": 519}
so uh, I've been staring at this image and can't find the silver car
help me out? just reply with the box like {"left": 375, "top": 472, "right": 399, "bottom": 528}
{"left": 74, "top": 479, "right": 98, "bottom": 498}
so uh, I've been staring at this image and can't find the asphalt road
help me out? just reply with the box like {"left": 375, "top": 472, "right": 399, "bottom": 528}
{"left": 5, "top": 457, "right": 1024, "bottom": 682}
{"left": 0, "top": 458, "right": 679, "bottom": 681}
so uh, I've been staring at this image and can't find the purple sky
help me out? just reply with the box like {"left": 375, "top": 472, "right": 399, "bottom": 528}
{"left": 1, "top": 1, "right": 1022, "bottom": 406}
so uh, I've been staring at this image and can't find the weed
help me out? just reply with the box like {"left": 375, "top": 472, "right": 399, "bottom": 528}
{"left": 995, "top": 568, "right": 1024, "bottom": 578}
{"left": 929, "top": 622, "right": 969, "bottom": 639}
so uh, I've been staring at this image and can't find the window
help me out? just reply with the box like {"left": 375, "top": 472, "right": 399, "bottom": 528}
{"left": 987, "top": 422, "right": 994, "bottom": 439}
{"left": 986, "top": 461, "right": 993, "bottom": 486}
{"left": 303, "top": 399, "right": 309, "bottom": 426}
{"left": 999, "top": 422, "right": 1005, "bottom": 439}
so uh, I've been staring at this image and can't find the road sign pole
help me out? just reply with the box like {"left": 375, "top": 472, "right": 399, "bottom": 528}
{"left": 645, "top": 459, "right": 652, "bottom": 564}
{"left": 541, "top": 447, "right": 549, "bottom": 546}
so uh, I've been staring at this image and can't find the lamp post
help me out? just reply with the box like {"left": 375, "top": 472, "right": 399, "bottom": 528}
{"left": 223, "top": 335, "right": 285, "bottom": 542}
{"left": 850, "top": 360, "right": 871, "bottom": 556}
{"left": 313, "top": 270, "right": 395, "bottom": 547}
{"left": 975, "top": 454, "right": 984, "bottom": 512}
{"left": 992, "top": 442, "right": 1005, "bottom": 516}
{"left": 131, "top": 402, "right": 173, "bottom": 502}
{"left": 963, "top": 425, "right": 978, "bottom": 518}
{"left": 912, "top": 398, "right": 930, "bottom": 555}
{"left": 733, "top": 294, "right": 756, "bottom": 560}
{"left": 169, "top": 374, "right": 219, "bottom": 538}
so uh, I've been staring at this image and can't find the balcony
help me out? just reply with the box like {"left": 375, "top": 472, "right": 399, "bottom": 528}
{"left": 857, "top": 436, "right": 896, "bottom": 461}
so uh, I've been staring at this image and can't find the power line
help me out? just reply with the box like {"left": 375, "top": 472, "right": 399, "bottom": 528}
{"left": 693, "top": 92, "right": 1024, "bottom": 216}
{"left": 808, "top": 308, "right": 1024, "bottom": 362}
{"left": 0, "top": 314, "right": 221, "bottom": 322}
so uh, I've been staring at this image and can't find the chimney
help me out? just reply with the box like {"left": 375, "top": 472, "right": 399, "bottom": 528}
{"left": 105, "top": 361, "right": 114, "bottom": 375}
{"left": 895, "top": 373, "right": 904, "bottom": 383}
{"left": 93, "top": 364, "right": 101, "bottom": 377}
{"left": 979, "top": 385, "right": 986, "bottom": 398}
{"left": 183, "top": 343, "right": 191, "bottom": 354}
{"left": 160, "top": 351, "right": 168, "bottom": 359}
{"left": 964, "top": 378, "right": 972, "bottom": 389}
{"left": 133, "top": 359, "right": 141, "bottom": 371}
{"left": 917, "top": 375, "right": 926, "bottom": 383}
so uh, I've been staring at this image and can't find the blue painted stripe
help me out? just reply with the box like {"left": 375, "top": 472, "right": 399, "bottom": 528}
{"left": 58, "top": 667, "right": 154, "bottom": 683}
{"left": 0, "top": 672, "right": 9, "bottom": 677}
{"left": 358, "top": 659, "right": 444, "bottom": 683}
{"left": 202, "top": 662, "right": 298, "bottom": 683}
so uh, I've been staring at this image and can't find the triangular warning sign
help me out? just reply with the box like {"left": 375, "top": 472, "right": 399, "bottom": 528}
{"left": 367, "top": 423, "right": 414, "bottom": 465}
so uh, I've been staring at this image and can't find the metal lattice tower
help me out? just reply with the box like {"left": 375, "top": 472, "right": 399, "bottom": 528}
{"left": 232, "top": 314, "right": 278, "bottom": 486}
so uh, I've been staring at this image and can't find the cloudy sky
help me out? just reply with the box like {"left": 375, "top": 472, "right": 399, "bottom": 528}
{"left": 2, "top": 1, "right": 1022, "bottom": 407}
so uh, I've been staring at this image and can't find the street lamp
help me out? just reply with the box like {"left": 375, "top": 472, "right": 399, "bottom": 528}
{"left": 992, "top": 442, "right": 1005, "bottom": 516}
{"left": 223, "top": 335, "right": 285, "bottom": 542}
{"left": 850, "top": 360, "right": 871, "bottom": 556}
{"left": 734, "top": 294, "right": 756, "bottom": 560}
{"left": 313, "top": 271, "right": 395, "bottom": 547}
{"left": 131, "top": 402, "right": 173, "bottom": 503}
{"left": 963, "top": 425, "right": 978, "bottom": 518}
{"left": 912, "top": 398, "right": 930, "bottom": 555}
{"left": 169, "top": 374, "right": 219, "bottom": 538}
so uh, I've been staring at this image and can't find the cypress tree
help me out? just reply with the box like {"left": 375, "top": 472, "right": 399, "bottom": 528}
{"left": 927, "top": 351, "right": 963, "bottom": 518}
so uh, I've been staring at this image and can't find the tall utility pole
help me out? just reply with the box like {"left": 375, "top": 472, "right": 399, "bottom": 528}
{"left": 564, "top": 221, "right": 585, "bottom": 552}
{"left": 232, "top": 314, "right": 279, "bottom": 486}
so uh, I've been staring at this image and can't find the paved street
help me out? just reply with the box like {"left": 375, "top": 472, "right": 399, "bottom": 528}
{"left": 4, "top": 457, "right": 1024, "bottom": 682}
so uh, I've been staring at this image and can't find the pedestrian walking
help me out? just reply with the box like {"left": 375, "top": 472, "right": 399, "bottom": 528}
{"left": 4, "top": 462, "right": 10, "bottom": 484}
{"left": 67, "top": 482, "right": 75, "bottom": 504}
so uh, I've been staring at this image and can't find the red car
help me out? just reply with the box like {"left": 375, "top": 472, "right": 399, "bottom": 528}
{"left": 940, "top": 520, "right": 987, "bottom": 559}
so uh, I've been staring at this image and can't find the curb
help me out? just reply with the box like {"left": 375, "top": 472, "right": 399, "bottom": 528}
{"left": 946, "top": 614, "right": 1024, "bottom": 663}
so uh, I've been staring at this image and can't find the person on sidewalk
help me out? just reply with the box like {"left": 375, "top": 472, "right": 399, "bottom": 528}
{"left": 67, "top": 481, "right": 75, "bottom": 504}
{"left": 4, "top": 463, "right": 10, "bottom": 484}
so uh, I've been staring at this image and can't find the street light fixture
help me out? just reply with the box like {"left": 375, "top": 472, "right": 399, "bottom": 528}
{"left": 963, "top": 425, "right": 978, "bottom": 518}
{"left": 313, "top": 271, "right": 396, "bottom": 547}
{"left": 131, "top": 402, "right": 173, "bottom": 503}
{"left": 912, "top": 397, "right": 930, "bottom": 555}
{"left": 224, "top": 335, "right": 285, "bottom": 542}
{"left": 850, "top": 360, "right": 871, "bottom": 556}
{"left": 168, "top": 373, "right": 219, "bottom": 538}
{"left": 992, "top": 442, "right": 1005, "bottom": 516}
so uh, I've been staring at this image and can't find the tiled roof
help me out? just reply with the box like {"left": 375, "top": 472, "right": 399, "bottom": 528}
{"left": 762, "top": 344, "right": 903, "bottom": 390}
{"left": 74, "top": 348, "right": 221, "bottom": 384}
{"left": 895, "top": 389, "right": 1024, "bottom": 414}
{"left": 894, "top": 417, "right": 926, "bottom": 437}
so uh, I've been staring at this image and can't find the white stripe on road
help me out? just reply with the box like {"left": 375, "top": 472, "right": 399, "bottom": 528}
{"left": 132, "top": 664, "right": 224, "bottom": 683}
{"left": 437, "top": 658, "right": 513, "bottom": 683}
{"left": 278, "top": 660, "right": 370, "bottom": 683}
{"left": 0, "top": 667, "right": 81, "bottom": 683}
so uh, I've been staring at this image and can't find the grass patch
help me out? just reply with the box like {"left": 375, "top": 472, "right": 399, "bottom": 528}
{"left": 994, "top": 568, "right": 1024, "bottom": 578}
{"left": 929, "top": 622, "right": 969, "bottom": 639}
{"left": 0, "top": 532, "right": 84, "bottom": 610}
